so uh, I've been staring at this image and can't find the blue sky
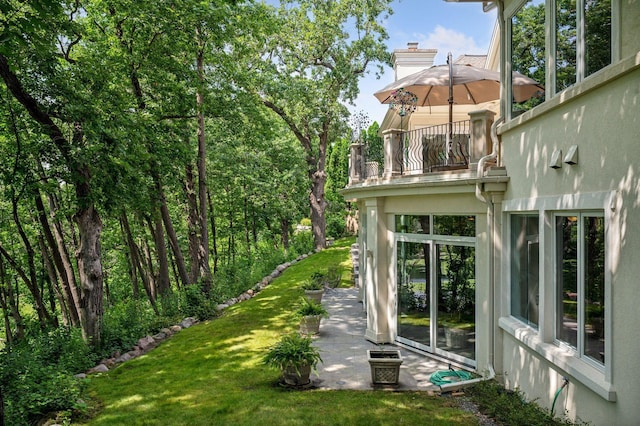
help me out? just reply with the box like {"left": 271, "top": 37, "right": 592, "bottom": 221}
{"left": 352, "top": 0, "right": 497, "bottom": 124}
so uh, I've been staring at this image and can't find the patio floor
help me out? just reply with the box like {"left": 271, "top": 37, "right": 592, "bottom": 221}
{"left": 312, "top": 286, "right": 453, "bottom": 391}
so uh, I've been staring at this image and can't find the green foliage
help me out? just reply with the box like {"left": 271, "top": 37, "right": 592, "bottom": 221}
{"left": 99, "top": 299, "right": 157, "bottom": 357}
{"left": 466, "top": 380, "right": 582, "bottom": 426}
{"left": 0, "top": 327, "right": 92, "bottom": 425}
{"left": 178, "top": 284, "right": 219, "bottom": 321}
{"left": 294, "top": 297, "right": 329, "bottom": 318}
{"left": 299, "top": 218, "right": 312, "bottom": 227}
{"left": 302, "top": 271, "right": 326, "bottom": 290}
{"left": 289, "top": 229, "right": 315, "bottom": 256}
{"left": 262, "top": 332, "right": 323, "bottom": 372}
{"left": 325, "top": 265, "right": 343, "bottom": 289}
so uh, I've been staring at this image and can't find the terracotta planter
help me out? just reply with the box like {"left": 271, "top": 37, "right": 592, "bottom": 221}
{"left": 367, "top": 349, "right": 403, "bottom": 385}
{"left": 299, "top": 315, "right": 323, "bottom": 335}
{"left": 283, "top": 363, "right": 312, "bottom": 386}
{"left": 304, "top": 289, "right": 324, "bottom": 304}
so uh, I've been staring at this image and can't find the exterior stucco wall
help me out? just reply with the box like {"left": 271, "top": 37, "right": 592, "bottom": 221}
{"left": 499, "top": 60, "right": 640, "bottom": 424}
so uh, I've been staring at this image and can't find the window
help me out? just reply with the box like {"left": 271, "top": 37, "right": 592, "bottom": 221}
{"left": 510, "top": 0, "right": 546, "bottom": 115}
{"left": 556, "top": 213, "right": 605, "bottom": 366}
{"left": 395, "top": 215, "right": 430, "bottom": 234}
{"left": 395, "top": 214, "right": 476, "bottom": 366}
{"left": 509, "top": 0, "right": 612, "bottom": 113}
{"left": 433, "top": 215, "right": 475, "bottom": 237}
{"left": 555, "top": 0, "right": 611, "bottom": 93}
{"left": 510, "top": 215, "right": 539, "bottom": 327}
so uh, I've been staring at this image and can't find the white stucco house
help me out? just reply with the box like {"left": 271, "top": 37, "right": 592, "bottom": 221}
{"left": 342, "top": 1, "right": 640, "bottom": 424}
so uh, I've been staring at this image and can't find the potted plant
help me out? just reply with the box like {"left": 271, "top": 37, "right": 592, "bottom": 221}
{"left": 262, "top": 333, "right": 323, "bottom": 387}
{"left": 302, "top": 271, "right": 326, "bottom": 303}
{"left": 295, "top": 297, "right": 329, "bottom": 335}
{"left": 367, "top": 346, "right": 403, "bottom": 386}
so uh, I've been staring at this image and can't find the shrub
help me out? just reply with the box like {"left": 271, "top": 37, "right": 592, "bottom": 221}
{"left": 466, "top": 380, "right": 580, "bottom": 426}
{"left": 290, "top": 230, "right": 314, "bottom": 256}
{"left": 179, "top": 283, "right": 219, "bottom": 321}
{"left": 99, "top": 299, "right": 156, "bottom": 357}
{"left": 0, "top": 327, "right": 92, "bottom": 425}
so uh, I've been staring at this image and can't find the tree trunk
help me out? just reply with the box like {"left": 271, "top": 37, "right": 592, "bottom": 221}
{"left": 156, "top": 178, "right": 190, "bottom": 287}
{"left": 34, "top": 191, "right": 80, "bottom": 326}
{"left": 48, "top": 192, "right": 82, "bottom": 322}
{"left": 0, "top": 257, "right": 22, "bottom": 342}
{"left": 280, "top": 217, "right": 290, "bottom": 250}
{"left": 206, "top": 189, "right": 219, "bottom": 273}
{"left": 150, "top": 209, "right": 171, "bottom": 297}
{"left": 140, "top": 219, "right": 158, "bottom": 309}
{"left": 119, "top": 212, "right": 141, "bottom": 299}
{"left": 184, "top": 160, "right": 200, "bottom": 285}
{"left": 262, "top": 99, "right": 329, "bottom": 250}
{"left": 196, "top": 40, "right": 212, "bottom": 294}
{"left": 10, "top": 194, "right": 53, "bottom": 328}
{"left": 37, "top": 235, "right": 70, "bottom": 326}
{"left": 0, "top": 53, "right": 104, "bottom": 345}
{"left": 74, "top": 204, "right": 104, "bottom": 345}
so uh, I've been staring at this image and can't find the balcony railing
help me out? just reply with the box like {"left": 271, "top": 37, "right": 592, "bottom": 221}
{"left": 349, "top": 109, "right": 496, "bottom": 184}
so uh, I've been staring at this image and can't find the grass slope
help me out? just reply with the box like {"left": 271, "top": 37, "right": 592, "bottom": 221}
{"left": 83, "top": 238, "right": 477, "bottom": 425}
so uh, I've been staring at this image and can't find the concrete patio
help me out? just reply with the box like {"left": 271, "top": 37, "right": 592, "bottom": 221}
{"left": 312, "top": 286, "right": 455, "bottom": 391}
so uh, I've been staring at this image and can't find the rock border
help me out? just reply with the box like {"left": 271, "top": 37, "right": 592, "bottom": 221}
{"left": 77, "top": 251, "right": 317, "bottom": 378}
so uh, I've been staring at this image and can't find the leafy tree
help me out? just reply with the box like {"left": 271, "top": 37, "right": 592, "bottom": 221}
{"left": 236, "top": 0, "right": 393, "bottom": 249}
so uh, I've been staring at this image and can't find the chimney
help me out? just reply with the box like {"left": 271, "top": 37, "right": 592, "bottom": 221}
{"left": 391, "top": 42, "right": 437, "bottom": 80}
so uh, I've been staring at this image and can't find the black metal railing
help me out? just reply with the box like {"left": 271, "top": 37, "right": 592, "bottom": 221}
{"left": 360, "top": 120, "right": 471, "bottom": 179}
{"left": 398, "top": 120, "right": 470, "bottom": 174}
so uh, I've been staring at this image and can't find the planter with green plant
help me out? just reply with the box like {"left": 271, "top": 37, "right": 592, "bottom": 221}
{"left": 295, "top": 297, "right": 329, "bottom": 335}
{"left": 262, "top": 332, "right": 323, "bottom": 387}
{"left": 302, "top": 271, "right": 326, "bottom": 303}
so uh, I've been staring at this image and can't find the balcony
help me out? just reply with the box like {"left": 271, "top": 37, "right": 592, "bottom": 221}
{"left": 348, "top": 109, "right": 496, "bottom": 185}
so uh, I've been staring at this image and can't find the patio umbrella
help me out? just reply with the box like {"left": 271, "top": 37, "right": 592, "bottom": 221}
{"left": 374, "top": 52, "right": 544, "bottom": 143}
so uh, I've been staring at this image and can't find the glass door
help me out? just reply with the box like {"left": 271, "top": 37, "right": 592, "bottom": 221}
{"left": 435, "top": 244, "right": 476, "bottom": 362}
{"left": 396, "top": 240, "right": 476, "bottom": 365}
{"left": 397, "top": 241, "right": 431, "bottom": 350}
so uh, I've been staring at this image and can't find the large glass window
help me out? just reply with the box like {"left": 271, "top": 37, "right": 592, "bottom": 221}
{"left": 436, "top": 244, "right": 476, "bottom": 361}
{"left": 556, "top": 213, "right": 605, "bottom": 366}
{"left": 584, "top": 0, "right": 612, "bottom": 76}
{"left": 397, "top": 242, "right": 430, "bottom": 347}
{"left": 511, "top": 0, "right": 546, "bottom": 115}
{"left": 510, "top": 0, "right": 611, "bottom": 110}
{"left": 510, "top": 215, "right": 540, "bottom": 327}
{"left": 395, "top": 214, "right": 476, "bottom": 365}
{"left": 556, "top": 0, "right": 611, "bottom": 93}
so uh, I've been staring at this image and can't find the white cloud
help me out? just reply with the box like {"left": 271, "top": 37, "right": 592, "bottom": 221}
{"left": 412, "top": 25, "right": 487, "bottom": 65}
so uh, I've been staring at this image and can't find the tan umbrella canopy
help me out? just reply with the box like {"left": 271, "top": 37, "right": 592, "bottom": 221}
{"left": 374, "top": 53, "right": 543, "bottom": 109}
{"left": 374, "top": 53, "right": 543, "bottom": 153}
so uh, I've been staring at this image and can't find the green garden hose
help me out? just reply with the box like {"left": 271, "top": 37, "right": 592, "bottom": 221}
{"left": 551, "top": 377, "right": 569, "bottom": 413}
{"left": 430, "top": 369, "right": 473, "bottom": 387}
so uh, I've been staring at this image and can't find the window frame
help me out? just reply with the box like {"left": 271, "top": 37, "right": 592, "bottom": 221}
{"left": 506, "top": 0, "right": 615, "bottom": 120}
{"left": 501, "top": 191, "right": 616, "bottom": 401}
{"left": 509, "top": 213, "right": 541, "bottom": 328}
{"left": 394, "top": 214, "right": 477, "bottom": 367}
{"left": 554, "top": 212, "right": 606, "bottom": 370}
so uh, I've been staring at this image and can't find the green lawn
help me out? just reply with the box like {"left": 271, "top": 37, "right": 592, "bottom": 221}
{"left": 82, "top": 238, "right": 477, "bottom": 425}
